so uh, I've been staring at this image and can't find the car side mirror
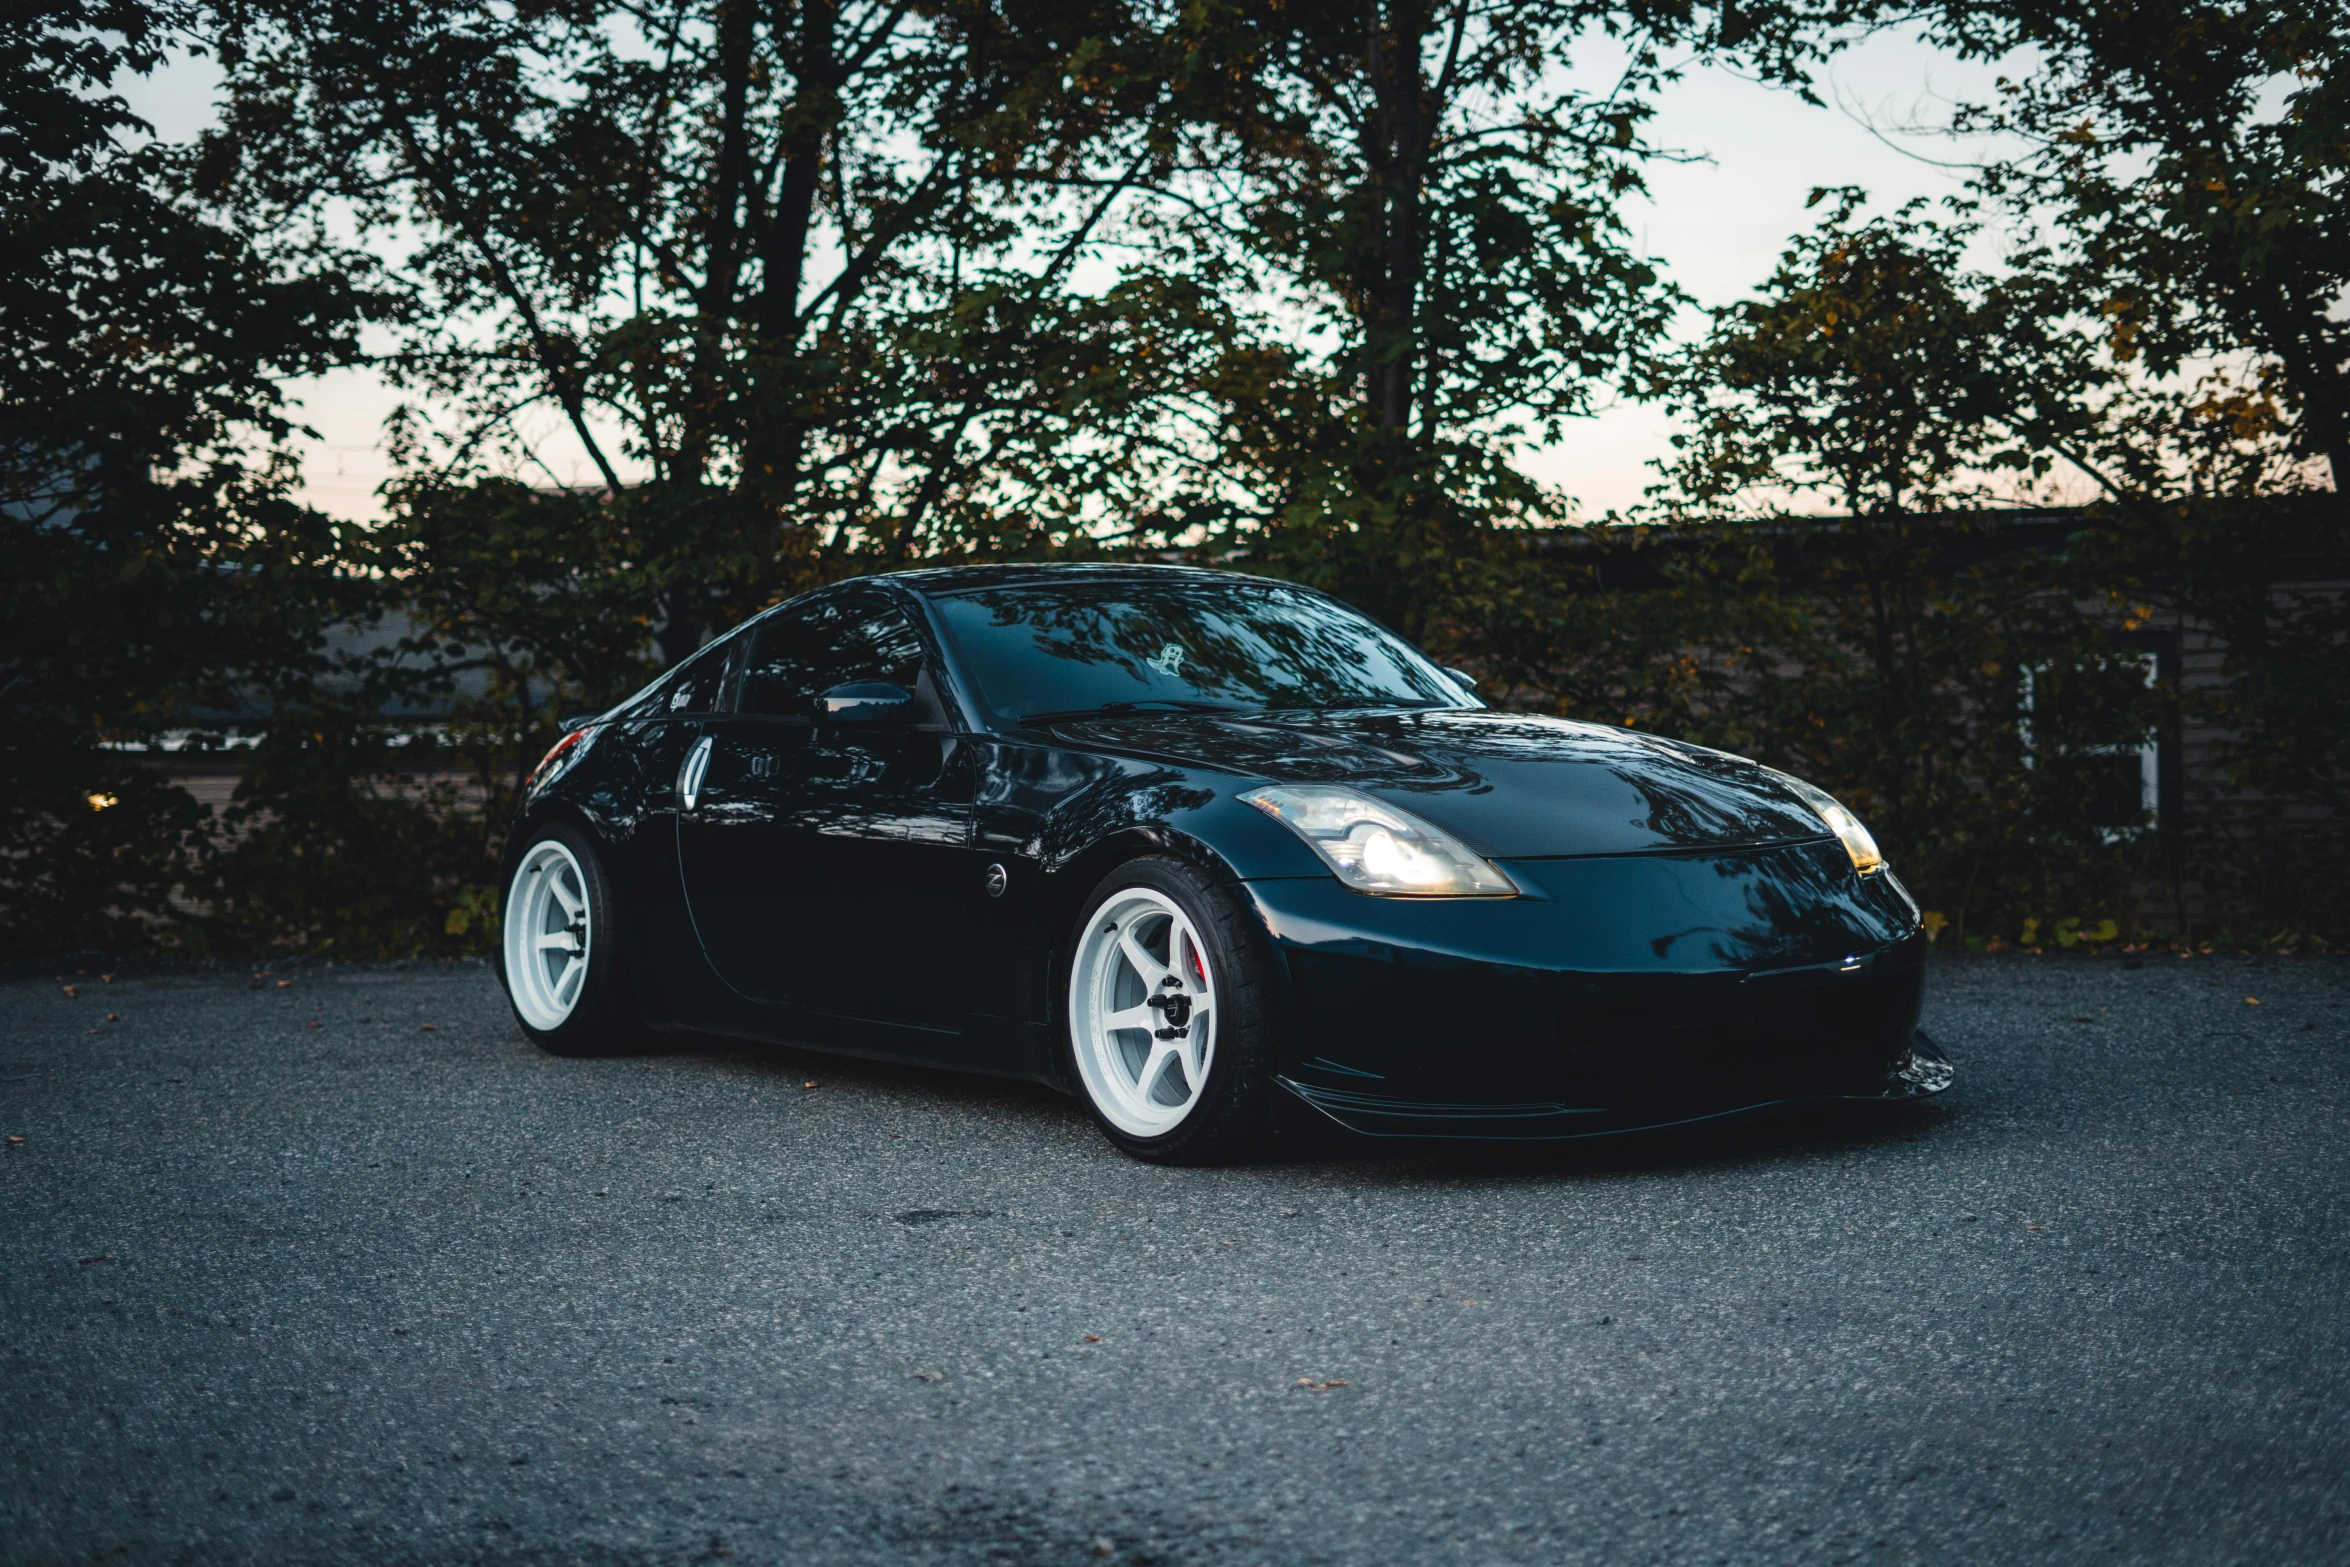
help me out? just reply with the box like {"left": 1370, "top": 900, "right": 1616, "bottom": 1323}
{"left": 1443, "top": 666, "right": 1479, "bottom": 693}
{"left": 817, "top": 681, "right": 915, "bottom": 726}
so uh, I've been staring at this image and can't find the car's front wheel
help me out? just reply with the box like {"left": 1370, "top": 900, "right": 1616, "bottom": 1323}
{"left": 1065, "top": 856, "right": 1276, "bottom": 1164}
{"left": 499, "top": 824, "right": 647, "bottom": 1057}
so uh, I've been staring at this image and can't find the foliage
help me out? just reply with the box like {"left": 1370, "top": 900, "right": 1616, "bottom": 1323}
{"left": 1643, "top": 194, "right": 2149, "bottom": 938}
{"left": 2093, "top": 496, "right": 2350, "bottom": 937}
{"left": 1439, "top": 194, "right": 2229, "bottom": 942}
{"left": 1654, "top": 189, "right": 2113, "bottom": 514}
{"left": 198, "top": 705, "right": 506, "bottom": 958}
{"left": 1440, "top": 516, "right": 2166, "bottom": 943}
{"left": 3, "top": 0, "right": 2340, "bottom": 958}
{"left": 1114, "top": 0, "right": 1788, "bottom": 633}
{"left": 204, "top": 0, "right": 1205, "bottom": 655}
{"left": 1923, "top": 0, "right": 2350, "bottom": 492}
{"left": 0, "top": 0, "right": 383, "bottom": 956}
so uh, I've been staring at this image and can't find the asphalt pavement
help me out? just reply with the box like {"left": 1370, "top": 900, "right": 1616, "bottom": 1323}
{"left": 3, "top": 953, "right": 2347, "bottom": 1565}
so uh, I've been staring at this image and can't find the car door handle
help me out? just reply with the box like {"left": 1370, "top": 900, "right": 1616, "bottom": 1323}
{"left": 678, "top": 735, "right": 714, "bottom": 810}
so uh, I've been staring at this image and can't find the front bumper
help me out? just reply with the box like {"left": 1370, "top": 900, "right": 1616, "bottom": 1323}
{"left": 1237, "top": 840, "right": 1948, "bottom": 1140}
{"left": 1274, "top": 1030, "right": 1953, "bottom": 1140}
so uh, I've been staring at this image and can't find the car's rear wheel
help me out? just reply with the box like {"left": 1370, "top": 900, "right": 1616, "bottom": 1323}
{"left": 1065, "top": 856, "right": 1276, "bottom": 1164}
{"left": 499, "top": 823, "right": 647, "bottom": 1057}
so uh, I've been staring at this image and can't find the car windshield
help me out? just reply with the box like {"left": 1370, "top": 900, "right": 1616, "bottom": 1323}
{"left": 926, "top": 574, "right": 1471, "bottom": 724}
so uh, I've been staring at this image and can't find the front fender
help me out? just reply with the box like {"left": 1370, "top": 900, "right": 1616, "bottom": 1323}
{"left": 970, "top": 739, "right": 1321, "bottom": 1048}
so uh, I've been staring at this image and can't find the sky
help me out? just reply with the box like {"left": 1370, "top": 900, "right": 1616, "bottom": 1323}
{"left": 1527, "top": 30, "right": 2033, "bottom": 517}
{"left": 121, "top": 26, "right": 2032, "bottom": 526}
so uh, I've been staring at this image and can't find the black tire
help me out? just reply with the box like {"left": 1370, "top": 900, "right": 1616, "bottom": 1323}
{"left": 1063, "top": 855, "right": 1279, "bottom": 1165}
{"left": 497, "top": 821, "right": 652, "bottom": 1057}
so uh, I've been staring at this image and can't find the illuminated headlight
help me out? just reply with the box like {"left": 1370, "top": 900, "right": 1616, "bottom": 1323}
{"left": 1779, "top": 775, "right": 1885, "bottom": 875}
{"left": 1241, "top": 785, "right": 1516, "bottom": 897}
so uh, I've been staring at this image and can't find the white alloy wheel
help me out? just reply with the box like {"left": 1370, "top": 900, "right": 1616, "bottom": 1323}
{"left": 504, "top": 838, "right": 594, "bottom": 1031}
{"left": 1069, "top": 886, "right": 1219, "bottom": 1138}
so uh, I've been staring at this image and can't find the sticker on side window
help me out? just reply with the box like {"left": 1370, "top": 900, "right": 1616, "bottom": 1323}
{"left": 1148, "top": 643, "right": 1186, "bottom": 677}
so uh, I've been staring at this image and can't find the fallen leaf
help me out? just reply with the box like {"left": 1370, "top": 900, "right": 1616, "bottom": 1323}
{"left": 105, "top": 1013, "right": 118, "bottom": 1023}
{"left": 2244, "top": 997, "right": 2262, "bottom": 1005}
{"left": 277, "top": 979, "right": 292, "bottom": 988}
{"left": 6, "top": 1136, "right": 22, "bottom": 1144}
{"left": 1294, "top": 1378, "right": 1349, "bottom": 1392}
{"left": 307, "top": 1021, "right": 322, "bottom": 1030}
{"left": 1082, "top": 1334, "right": 1103, "bottom": 1343}
{"left": 100, "top": 974, "right": 113, "bottom": 984}
{"left": 801, "top": 1080, "right": 819, "bottom": 1090}
{"left": 61, "top": 985, "right": 77, "bottom": 999}
{"left": 2075, "top": 1015, "right": 2095, "bottom": 1023}
{"left": 77, "top": 1253, "right": 112, "bottom": 1265}
{"left": 417, "top": 1024, "right": 437, "bottom": 1032}
{"left": 909, "top": 1369, "right": 945, "bottom": 1383}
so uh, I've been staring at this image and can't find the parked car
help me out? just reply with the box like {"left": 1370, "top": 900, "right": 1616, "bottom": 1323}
{"left": 499, "top": 563, "right": 1949, "bottom": 1162}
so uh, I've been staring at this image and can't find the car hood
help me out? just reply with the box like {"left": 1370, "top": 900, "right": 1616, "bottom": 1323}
{"left": 1047, "top": 708, "right": 1833, "bottom": 858}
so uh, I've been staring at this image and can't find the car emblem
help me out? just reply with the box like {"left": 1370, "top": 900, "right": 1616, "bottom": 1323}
{"left": 983, "top": 863, "right": 1009, "bottom": 898}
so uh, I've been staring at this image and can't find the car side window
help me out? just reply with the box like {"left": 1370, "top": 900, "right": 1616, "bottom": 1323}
{"left": 616, "top": 640, "right": 734, "bottom": 720}
{"left": 739, "top": 594, "right": 929, "bottom": 718}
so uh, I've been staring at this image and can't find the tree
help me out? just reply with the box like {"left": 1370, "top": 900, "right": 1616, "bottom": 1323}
{"left": 1107, "top": 0, "right": 1762, "bottom": 631}
{"left": 1658, "top": 189, "right": 2108, "bottom": 514}
{"left": 207, "top": 0, "right": 1193, "bottom": 662}
{"left": 1639, "top": 192, "right": 2145, "bottom": 939}
{"left": 0, "top": 0, "right": 378, "bottom": 954}
{"left": 1922, "top": 0, "right": 2350, "bottom": 494}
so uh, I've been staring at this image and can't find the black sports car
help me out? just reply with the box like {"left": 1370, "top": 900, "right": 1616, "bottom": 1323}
{"left": 498, "top": 563, "right": 1950, "bottom": 1162}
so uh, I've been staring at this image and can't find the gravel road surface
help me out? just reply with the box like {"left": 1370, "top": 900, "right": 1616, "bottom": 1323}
{"left": 4, "top": 955, "right": 2347, "bottom": 1565}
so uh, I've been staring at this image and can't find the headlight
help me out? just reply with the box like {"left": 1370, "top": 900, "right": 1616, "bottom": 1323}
{"left": 1779, "top": 775, "right": 1885, "bottom": 875}
{"left": 1240, "top": 785, "right": 1516, "bottom": 897}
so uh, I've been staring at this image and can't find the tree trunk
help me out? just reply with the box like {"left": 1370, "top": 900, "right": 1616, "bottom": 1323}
{"left": 1358, "top": 0, "right": 1428, "bottom": 442}
{"left": 739, "top": 0, "right": 838, "bottom": 510}
{"left": 676, "top": 0, "right": 761, "bottom": 485}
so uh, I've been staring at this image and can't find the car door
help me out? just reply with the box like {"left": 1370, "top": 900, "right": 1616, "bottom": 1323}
{"left": 609, "top": 638, "right": 740, "bottom": 1023}
{"left": 676, "top": 590, "right": 990, "bottom": 1030}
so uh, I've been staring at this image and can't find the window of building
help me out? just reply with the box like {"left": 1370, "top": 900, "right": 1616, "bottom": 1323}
{"left": 2020, "top": 652, "right": 2160, "bottom": 836}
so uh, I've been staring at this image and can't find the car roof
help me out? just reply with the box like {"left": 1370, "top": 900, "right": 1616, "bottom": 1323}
{"left": 880, "top": 561, "right": 1298, "bottom": 599}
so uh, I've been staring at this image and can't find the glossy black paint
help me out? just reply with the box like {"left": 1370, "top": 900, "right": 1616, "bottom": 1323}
{"left": 508, "top": 564, "right": 1947, "bottom": 1139}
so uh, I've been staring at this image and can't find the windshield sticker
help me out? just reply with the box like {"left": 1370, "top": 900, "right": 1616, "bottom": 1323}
{"left": 1148, "top": 642, "right": 1187, "bottom": 677}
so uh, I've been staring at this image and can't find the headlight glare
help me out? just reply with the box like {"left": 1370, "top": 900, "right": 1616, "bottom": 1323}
{"left": 1241, "top": 785, "right": 1516, "bottom": 897}
{"left": 1780, "top": 775, "right": 1885, "bottom": 875}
